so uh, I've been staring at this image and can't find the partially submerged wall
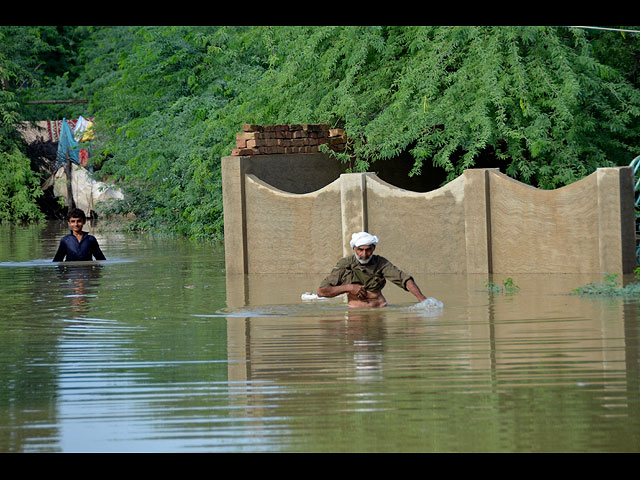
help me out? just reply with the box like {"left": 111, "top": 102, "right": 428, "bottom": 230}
{"left": 222, "top": 154, "right": 636, "bottom": 275}
{"left": 487, "top": 168, "right": 635, "bottom": 274}
{"left": 222, "top": 152, "right": 347, "bottom": 275}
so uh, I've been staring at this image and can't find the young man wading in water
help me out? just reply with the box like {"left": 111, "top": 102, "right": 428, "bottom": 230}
{"left": 53, "top": 208, "right": 107, "bottom": 262}
{"left": 317, "top": 231, "right": 427, "bottom": 308}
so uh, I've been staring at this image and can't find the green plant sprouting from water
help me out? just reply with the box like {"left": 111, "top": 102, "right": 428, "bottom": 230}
{"left": 572, "top": 273, "right": 640, "bottom": 297}
{"left": 485, "top": 277, "right": 520, "bottom": 295}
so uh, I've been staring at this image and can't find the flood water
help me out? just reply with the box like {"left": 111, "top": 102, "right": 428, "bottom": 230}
{"left": 1, "top": 221, "right": 639, "bottom": 452}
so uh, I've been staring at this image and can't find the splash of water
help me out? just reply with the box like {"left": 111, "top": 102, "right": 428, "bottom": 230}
{"left": 408, "top": 297, "right": 444, "bottom": 310}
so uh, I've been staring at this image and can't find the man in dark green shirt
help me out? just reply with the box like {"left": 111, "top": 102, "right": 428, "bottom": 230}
{"left": 317, "top": 232, "right": 427, "bottom": 308}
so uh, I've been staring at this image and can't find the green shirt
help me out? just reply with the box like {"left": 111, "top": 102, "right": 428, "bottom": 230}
{"left": 319, "top": 254, "right": 413, "bottom": 292}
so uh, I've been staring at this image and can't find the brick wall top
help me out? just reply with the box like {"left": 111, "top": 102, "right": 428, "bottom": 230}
{"left": 232, "top": 123, "right": 347, "bottom": 156}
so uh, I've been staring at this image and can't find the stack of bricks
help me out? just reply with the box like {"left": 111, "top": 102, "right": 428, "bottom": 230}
{"left": 232, "top": 123, "right": 347, "bottom": 156}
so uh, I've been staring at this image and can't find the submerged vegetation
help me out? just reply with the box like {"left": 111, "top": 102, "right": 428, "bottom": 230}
{"left": 572, "top": 273, "right": 640, "bottom": 297}
{"left": 2, "top": 26, "right": 640, "bottom": 239}
{"left": 485, "top": 277, "right": 521, "bottom": 295}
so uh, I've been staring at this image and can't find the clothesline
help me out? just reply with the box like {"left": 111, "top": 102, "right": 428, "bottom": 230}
{"left": 46, "top": 118, "right": 94, "bottom": 143}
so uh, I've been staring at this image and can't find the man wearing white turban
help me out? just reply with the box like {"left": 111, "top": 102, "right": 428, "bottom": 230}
{"left": 317, "top": 231, "right": 427, "bottom": 308}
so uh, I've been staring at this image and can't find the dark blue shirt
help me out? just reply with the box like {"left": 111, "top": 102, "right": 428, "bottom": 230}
{"left": 53, "top": 232, "right": 106, "bottom": 262}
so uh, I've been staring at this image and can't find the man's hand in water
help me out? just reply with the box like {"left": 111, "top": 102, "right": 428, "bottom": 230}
{"left": 406, "top": 279, "right": 427, "bottom": 302}
{"left": 348, "top": 284, "right": 368, "bottom": 300}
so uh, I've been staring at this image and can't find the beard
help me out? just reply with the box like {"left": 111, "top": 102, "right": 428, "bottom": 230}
{"left": 356, "top": 253, "right": 373, "bottom": 264}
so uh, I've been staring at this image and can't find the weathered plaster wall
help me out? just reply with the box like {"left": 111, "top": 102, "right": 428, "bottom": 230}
{"left": 364, "top": 174, "right": 468, "bottom": 273}
{"left": 244, "top": 174, "right": 343, "bottom": 274}
{"left": 222, "top": 152, "right": 346, "bottom": 275}
{"left": 222, "top": 153, "right": 636, "bottom": 276}
{"left": 488, "top": 170, "right": 599, "bottom": 273}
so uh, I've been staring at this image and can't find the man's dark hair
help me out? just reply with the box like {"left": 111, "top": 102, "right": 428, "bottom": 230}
{"left": 67, "top": 208, "right": 87, "bottom": 221}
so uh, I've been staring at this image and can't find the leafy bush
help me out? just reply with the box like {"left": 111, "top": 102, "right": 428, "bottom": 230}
{"left": 571, "top": 273, "right": 640, "bottom": 297}
{"left": 484, "top": 277, "right": 520, "bottom": 295}
{"left": 0, "top": 148, "right": 44, "bottom": 223}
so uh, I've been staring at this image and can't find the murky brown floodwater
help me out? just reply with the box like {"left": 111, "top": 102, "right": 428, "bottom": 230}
{"left": 1, "top": 221, "right": 639, "bottom": 452}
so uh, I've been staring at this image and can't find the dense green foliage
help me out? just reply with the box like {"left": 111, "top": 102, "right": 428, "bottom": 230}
{"left": 0, "top": 26, "right": 52, "bottom": 222}
{"left": 3, "top": 26, "right": 640, "bottom": 238}
{"left": 0, "top": 26, "right": 91, "bottom": 222}
{"left": 0, "top": 147, "right": 43, "bottom": 222}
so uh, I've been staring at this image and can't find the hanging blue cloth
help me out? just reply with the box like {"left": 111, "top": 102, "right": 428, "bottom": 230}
{"left": 56, "top": 118, "right": 90, "bottom": 169}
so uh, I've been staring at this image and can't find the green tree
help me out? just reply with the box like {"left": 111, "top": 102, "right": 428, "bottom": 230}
{"left": 87, "top": 26, "right": 271, "bottom": 238}
{"left": 0, "top": 147, "right": 43, "bottom": 222}
{"left": 238, "top": 26, "right": 640, "bottom": 188}
{"left": 53, "top": 26, "right": 640, "bottom": 239}
{"left": 0, "top": 26, "right": 49, "bottom": 223}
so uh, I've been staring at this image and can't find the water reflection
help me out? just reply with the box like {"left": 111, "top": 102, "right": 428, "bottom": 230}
{"left": 56, "top": 263, "right": 103, "bottom": 313}
{"left": 221, "top": 272, "right": 640, "bottom": 452}
{"left": 1, "top": 223, "right": 640, "bottom": 452}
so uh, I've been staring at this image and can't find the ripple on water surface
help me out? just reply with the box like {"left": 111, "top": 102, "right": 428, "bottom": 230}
{"left": 2, "top": 226, "right": 640, "bottom": 452}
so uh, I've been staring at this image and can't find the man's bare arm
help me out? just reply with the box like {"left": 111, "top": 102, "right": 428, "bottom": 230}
{"left": 406, "top": 279, "right": 427, "bottom": 302}
{"left": 318, "top": 284, "right": 367, "bottom": 299}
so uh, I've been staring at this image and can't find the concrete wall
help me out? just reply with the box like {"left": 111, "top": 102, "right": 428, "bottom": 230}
{"left": 222, "top": 153, "right": 636, "bottom": 275}
{"left": 222, "top": 153, "right": 347, "bottom": 275}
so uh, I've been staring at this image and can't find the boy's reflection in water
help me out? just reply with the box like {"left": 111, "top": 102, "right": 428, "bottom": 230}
{"left": 56, "top": 263, "right": 103, "bottom": 313}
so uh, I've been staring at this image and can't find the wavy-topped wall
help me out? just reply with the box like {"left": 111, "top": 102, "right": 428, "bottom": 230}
{"left": 489, "top": 171, "right": 598, "bottom": 273}
{"left": 366, "top": 174, "right": 468, "bottom": 273}
{"left": 222, "top": 153, "right": 636, "bottom": 275}
{"left": 485, "top": 168, "right": 635, "bottom": 274}
{"left": 244, "top": 174, "right": 343, "bottom": 274}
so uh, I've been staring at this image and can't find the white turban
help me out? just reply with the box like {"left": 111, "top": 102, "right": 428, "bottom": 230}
{"left": 350, "top": 231, "right": 379, "bottom": 249}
